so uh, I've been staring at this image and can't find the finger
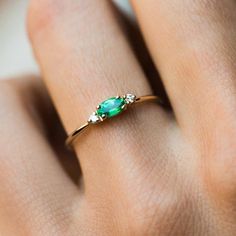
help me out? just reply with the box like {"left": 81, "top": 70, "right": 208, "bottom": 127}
{"left": 132, "top": 0, "right": 236, "bottom": 133}
{"left": 28, "top": 0, "right": 171, "bottom": 188}
{"left": 121, "top": 13, "right": 170, "bottom": 107}
{"left": 0, "top": 78, "right": 78, "bottom": 235}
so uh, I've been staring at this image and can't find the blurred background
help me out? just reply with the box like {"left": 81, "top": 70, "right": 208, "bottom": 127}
{"left": 0, "top": 0, "right": 132, "bottom": 78}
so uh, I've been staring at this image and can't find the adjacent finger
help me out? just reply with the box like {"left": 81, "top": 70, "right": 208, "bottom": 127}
{"left": 132, "top": 0, "right": 236, "bottom": 134}
{"left": 0, "top": 78, "right": 78, "bottom": 235}
{"left": 120, "top": 12, "right": 169, "bottom": 104}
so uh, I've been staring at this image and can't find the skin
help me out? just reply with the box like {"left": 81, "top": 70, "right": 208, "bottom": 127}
{"left": 1, "top": 0, "right": 236, "bottom": 235}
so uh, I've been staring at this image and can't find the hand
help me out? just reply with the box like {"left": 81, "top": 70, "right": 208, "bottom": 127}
{"left": 1, "top": 0, "right": 236, "bottom": 235}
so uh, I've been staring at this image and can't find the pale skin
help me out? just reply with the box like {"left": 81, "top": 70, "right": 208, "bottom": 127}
{"left": 1, "top": 0, "right": 236, "bottom": 235}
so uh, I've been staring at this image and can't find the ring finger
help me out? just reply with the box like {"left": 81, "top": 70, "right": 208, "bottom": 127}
{"left": 28, "top": 0, "right": 171, "bottom": 192}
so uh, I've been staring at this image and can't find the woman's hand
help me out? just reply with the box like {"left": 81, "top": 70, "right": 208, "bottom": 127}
{"left": 1, "top": 0, "right": 236, "bottom": 235}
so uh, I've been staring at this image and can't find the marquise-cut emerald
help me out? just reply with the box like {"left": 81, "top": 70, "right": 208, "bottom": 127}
{"left": 96, "top": 97, "right": 125, "bottom": 118}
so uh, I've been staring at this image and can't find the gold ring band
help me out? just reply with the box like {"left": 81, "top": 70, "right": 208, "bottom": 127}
{"left": 66, "top": 94, "right": 162, "bottom": 148}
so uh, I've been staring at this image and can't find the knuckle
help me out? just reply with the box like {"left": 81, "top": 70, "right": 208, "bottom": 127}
{"left": 0, "top": 79, "right": 18, "bottom": 103}
{"left": 27, "top": 0, "right": 62, "bottom": 40}
{"left": 0, "top": 80, "right": 19, "bottom": 147}
{"left": 122, "top": 180, "right": 191, "bottom": 235}
{"left": 185, "top": 0, "right": 232, "bottom": 17}
{"left": 199, "top": 122, "right": 236, "bottom": 198}
{"left": 0, "top": 78, "right": 30, "bottom": 103}
{"left": 0, "top": 79, "right": 30, "bottom": 153}
{"left": 27, "top": 0, "right": 104, "bottom": 41}
{"left": 124, "top": 192, "right": 194, "bottom": 235}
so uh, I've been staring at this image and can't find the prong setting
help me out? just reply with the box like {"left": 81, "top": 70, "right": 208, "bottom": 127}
{"left": 124, "top": 93, "right": 136, "bottom": 104}
{"left": 121, "top": 104, "right": 127, "bottom": 110}
{"left": 88, "top": 112, "right": 101, "bottom": 124}
{"left": 100, "top": 114, "right": 107, "bottom": 121}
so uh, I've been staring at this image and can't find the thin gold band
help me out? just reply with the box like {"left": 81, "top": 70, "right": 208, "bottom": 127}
{"left": 66, "top": 94, "right": 161, "bottom": 148}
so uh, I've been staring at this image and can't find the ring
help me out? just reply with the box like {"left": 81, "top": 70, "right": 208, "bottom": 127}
{"left": 66, "top": 93, "right": 162, "bottom": 148}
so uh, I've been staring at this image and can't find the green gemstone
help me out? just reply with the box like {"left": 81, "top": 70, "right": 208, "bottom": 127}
{"left": 96, "top": 97, "right": 125, "bottom": 118}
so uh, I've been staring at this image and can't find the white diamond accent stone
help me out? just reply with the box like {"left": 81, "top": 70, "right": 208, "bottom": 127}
{"left": 88, "top": 114, "right": 100, "bottom": 123}
{"left": 125, "top": 94, "right": 136, "bottom": 104}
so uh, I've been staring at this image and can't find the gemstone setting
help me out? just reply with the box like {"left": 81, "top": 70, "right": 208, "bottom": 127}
{"left": 87, "top": 94, "right": 136, "bottom": 124}
{"left": 96, "top": 97, "right": 126, "bottom": 118}
{"left": 88, "top": 113, "right": 101, "bottom": 124}
{"left": 124, "top": 94, "right": 136, "bottom": 104}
